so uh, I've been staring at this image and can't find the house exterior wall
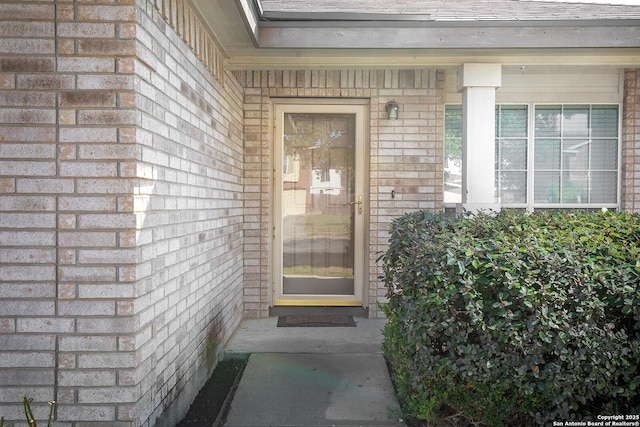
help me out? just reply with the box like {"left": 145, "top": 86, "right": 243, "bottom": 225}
{"left": 0, "top": 0, "right": 244, "bottom": 425}
{"left": 1, "top": 0, "right": 639, "bottom": 424}
{"left": 133, "top": 0, "right": 245, "bottom": 425}
{"left": 240, "top": 69, "right": 445, "bottom": 318}
{"left": 0, "top": 0, "right": 139, "bottom": 424}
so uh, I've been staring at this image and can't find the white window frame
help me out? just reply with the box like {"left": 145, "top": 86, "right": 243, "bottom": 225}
{"left": 444, "top": 103, "right": 621, "bottom": 212}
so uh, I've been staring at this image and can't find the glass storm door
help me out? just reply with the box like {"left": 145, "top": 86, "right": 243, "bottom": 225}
{"left": 274, "top": 103, "right": 366, "bottom": 306}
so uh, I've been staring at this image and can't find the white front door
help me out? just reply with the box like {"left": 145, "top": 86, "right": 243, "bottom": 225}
{"left": 273, "top": 102, "right": 368, "bottom": 306}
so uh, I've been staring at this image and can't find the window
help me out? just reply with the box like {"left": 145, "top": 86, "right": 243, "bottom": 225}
{"left": 533, "top": 105, "right": 618, "bottom": 205}
{"left": 444, "top": 106, "right": 462, "bottom": 204}
{"left": 496, "top": 105, "right": 528, "bottom": 204}
{"left": 443, "top": 104, "right": 619, "bottom": 210}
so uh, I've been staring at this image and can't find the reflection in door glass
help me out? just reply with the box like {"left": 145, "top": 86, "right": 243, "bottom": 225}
{"left": 282, "top": 113, "right": 356, "bottom": 295}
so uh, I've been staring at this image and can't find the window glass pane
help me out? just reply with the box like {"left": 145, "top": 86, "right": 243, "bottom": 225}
{"left": 498, "top": 171, "right": 527, "bottom": 203}
{"left": 562, "top": 171, "right": 588, "bottom": 203}
{"left": 591, "top": 139, "right": 618, "bottom": 170}
{"left": 592, "top": 106, "right": 618, "bottom": 137}
{"left": 498, "top": 106, "right": 528, "bottom": 137}
{"left": 535, "top": 171, "right": 560, "bottom": 203}
{"left": 591, "top": 172, "right": 617, "bottom": 203}
{"left": 562, "top": 106, "right": 589, "bottom": 138}
{"left": 562, "top": 140, "right": 589, "bottom": 171}
{"left": 534, "top": 139, "right": 561, "bottom": 169}
{"left": 535, "top": 106, "right": 561, "bottom": 137}
{"left": 498, "top": 139, "right": 527, "bottom": 170}
{"left": 444, "top": 105, "right": 462, "bottom": 204}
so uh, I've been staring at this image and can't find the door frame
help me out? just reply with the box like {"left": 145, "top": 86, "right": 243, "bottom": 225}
{"left": 272, "top": 99, "right": 370, "bottom": 307}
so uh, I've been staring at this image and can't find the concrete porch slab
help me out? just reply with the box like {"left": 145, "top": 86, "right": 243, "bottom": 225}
{"left": 224, "top": 353, "right": 404, "bottom": 427}
{"left": 224, "top": 317, "right": 387, "bottom": 355}
{"left": 222, "top": 317, "right": 406, "bottom": 427}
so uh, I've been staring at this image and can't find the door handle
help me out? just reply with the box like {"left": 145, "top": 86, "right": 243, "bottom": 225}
{"left": 348, "top": 195, "right": 363, "bottom": 214}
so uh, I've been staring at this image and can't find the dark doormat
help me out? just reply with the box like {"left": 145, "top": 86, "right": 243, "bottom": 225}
{"left": 277, "top": 315, "right": 356, "bottom": 327}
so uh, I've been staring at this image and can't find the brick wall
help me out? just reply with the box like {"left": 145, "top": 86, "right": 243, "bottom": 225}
{"left": 623, "top": 69, "right": 640, "bottom": 213}
{"left": 0, "top": 0, "right": 244, "bottom": 425}
{"left": 240, "top": 69, "right": 445, "bottom": 318}
{"left": 133, "top": 0, "right": 244, "bottom": 425}
{"left": 1, "top": 0, "right": 138, "bottom": 424}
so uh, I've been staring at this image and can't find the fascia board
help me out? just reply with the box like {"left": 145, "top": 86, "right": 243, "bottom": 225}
{"left": 256, "top": 23, "right": 640, "bottom": 49}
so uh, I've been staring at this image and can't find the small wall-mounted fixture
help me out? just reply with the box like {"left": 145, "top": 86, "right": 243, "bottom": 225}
{"left": 385, "top": 100, "right": 398, "bottom": 120}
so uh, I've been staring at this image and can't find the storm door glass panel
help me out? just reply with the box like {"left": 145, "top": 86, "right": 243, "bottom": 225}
{"left": 282, "top": 113, "right": 356, "bottom": 295}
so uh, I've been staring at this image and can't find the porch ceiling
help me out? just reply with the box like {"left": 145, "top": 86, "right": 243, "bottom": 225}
{"left": 190, "top": 0, "right": 640, "bottom": 69}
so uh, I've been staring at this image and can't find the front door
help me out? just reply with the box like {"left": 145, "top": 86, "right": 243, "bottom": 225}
{"left": 273, "top": 102, "right": 367, "bottom": 306}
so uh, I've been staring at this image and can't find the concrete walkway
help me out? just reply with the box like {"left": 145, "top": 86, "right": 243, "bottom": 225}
{"left": 222, "top": 317, "right": 406, "bottom": 427}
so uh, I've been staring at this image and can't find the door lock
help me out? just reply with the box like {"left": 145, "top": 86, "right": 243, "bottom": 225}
{"left": 348, "top": 195, "right": 363, "bottom": 214}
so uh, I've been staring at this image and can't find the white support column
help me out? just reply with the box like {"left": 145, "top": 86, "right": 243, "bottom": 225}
{"left": 457, "top": 63, "right": 502, "bottom": 212}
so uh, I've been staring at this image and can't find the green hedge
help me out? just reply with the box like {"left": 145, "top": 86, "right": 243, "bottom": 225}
{"left": 381, "top": 210, "right": 640, "bottom": 425}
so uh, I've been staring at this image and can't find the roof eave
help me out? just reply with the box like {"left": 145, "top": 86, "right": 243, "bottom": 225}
{"left": 256, "top": 21, "right": 640, "bottom": 49}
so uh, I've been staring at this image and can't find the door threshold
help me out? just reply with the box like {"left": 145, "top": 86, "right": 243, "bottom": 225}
{"left": 269, "top": 306, "right": 369, "bottom": 318}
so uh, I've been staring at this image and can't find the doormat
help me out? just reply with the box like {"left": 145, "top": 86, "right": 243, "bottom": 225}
{"left": 277, "top": 315, "right": 356, "bottom": 327}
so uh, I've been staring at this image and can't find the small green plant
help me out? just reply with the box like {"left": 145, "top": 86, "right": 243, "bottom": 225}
{"left": 24, "top": 397, "right": 56, "bottom": 427}
{"left": 1, "top": 397, "right": 55, "bottom": 427}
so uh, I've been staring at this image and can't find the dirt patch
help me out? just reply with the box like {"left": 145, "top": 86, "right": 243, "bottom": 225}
{"left": 177, "top": 355, "right": 248, "bottom": 427}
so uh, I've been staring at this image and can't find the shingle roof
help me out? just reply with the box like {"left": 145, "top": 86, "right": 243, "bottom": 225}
{"left": 258, "top": 0, "right": 640, "bottom": 21}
